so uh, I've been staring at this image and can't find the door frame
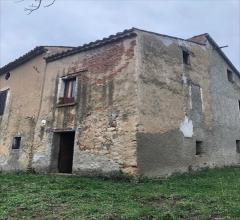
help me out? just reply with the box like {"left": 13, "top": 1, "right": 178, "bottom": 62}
{"left": 49, "top": 130, "right": 75, "bottom": 173}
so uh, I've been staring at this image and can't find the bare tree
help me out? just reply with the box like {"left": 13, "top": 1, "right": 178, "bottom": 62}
{"left": 17, "top": 0, "right": 56, "bottom": 14}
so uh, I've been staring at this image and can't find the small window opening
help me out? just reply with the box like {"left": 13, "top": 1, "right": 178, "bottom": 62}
{"left": 196, "top": 141, "right": 203, "bottom": 155}
{"left": 236, "top": 140, "right": 240, "bottom": 153}
{"left": 0, "top": 90, "right": 8, "bottom": 116}
{"left": 5, "top": 72, "right": 10, "bottom": 80}
{"left": 182, "top": 50, "right": 190, "bottom": 65}
{"left": 12, "top": 137, "right": 21, "bottom": 150}
{"left": 59, "top": 77, "right": 76, "bottom": 104}
{"left": 238, "top": 100, "right": 240, "bottom": 111}
{"left": 227, "top": 70, "right": 234, "bottom": 83}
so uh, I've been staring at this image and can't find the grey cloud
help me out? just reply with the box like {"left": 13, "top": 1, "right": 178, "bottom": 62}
{"left": 0, "top": 0, "right": 239, "bottom": 69}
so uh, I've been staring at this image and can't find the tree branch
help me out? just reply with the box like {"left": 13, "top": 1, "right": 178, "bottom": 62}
{"left": 44, "top": 0, "right": 56, "bottom": 8}
{"left": 24, "top": 0, "right": 42, "bottom": 15}
{"left": 22, "top": 0, "right": 56, "bottom": 14}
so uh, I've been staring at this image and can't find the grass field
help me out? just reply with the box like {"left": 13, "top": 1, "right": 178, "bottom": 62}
{"left": 0, "top": 167, "right": 240, "bottom": 220}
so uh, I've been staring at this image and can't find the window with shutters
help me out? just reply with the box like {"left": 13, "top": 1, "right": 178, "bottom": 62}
{"left": 0, "top": 90, "right": 8, "bottom": 116}
{"left": 58, "top": 77, "right": 76, "bottom": 105}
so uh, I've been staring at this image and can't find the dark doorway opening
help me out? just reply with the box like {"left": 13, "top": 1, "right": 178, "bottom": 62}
{"left": 57, "top": 131, "right": 75, "bottom": 173}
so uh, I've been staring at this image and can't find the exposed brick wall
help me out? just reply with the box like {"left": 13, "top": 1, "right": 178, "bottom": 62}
{"left": 64, "top": 39, "right": 136, "bottom": 85}
{"left": 32, "top": 37, "right": 138, "bottom": 175}
{"left": 72, "top": 39, "right": 138, "bottom": 174}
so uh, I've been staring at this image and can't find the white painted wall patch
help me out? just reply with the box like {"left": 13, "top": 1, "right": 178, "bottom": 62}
{"left": 180, "top": 116, "right": 193, "bottom": 138}
{"left": 33, "top": 154, "right": 45, "bottom": 163}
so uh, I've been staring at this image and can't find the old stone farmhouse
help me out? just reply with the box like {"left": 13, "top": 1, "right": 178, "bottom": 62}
{"left": 0, "top": 28, "right": 239, "bottom": 177}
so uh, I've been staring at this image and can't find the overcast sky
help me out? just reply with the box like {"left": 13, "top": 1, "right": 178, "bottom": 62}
{"left": 0, "top": 0, "right": 239, "bottom": 70}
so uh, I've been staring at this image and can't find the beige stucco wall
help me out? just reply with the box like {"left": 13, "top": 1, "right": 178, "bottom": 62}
{"left": 135, "top": 31, "right": 214, "bottom": 176}
{"left": 0, "top": 47, "right": 72, "bottom": 171}
{"left": 136, "top": 31, "right": 212, "bottom": 133}
{"left": 0, "top": 54, "right": 46, "bottom": 170}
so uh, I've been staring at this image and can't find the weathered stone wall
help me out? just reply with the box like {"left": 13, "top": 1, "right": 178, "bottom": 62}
{"left": 1, "top": 31, "right": 239, "bottom": 177}
{"left": 208, "top": 42, "right": 240, "bottom": 166}
{"left": 135, "top": 31, "right": 214, "bottom": 176}
{"left": 32, "top": 37, "right": 138, "bottom": 175}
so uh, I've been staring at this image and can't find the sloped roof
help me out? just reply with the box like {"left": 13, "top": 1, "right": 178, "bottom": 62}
{"left": 0, "top": 46, "right": 46, "bottom": 75}
{"left": 45, "top": 28, "right": 137, "bottom": 62}
{"left": 45, "top": 27, "right": 207, "bottom": 63}
{"left": 0, "top": 46, "right": 74, "bottom": 75}
{"left": 1, "top": 28, "right": 238, "bottom": 76}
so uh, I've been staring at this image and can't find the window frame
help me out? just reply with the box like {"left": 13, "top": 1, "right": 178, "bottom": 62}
{"left": 227, "top": 69, "right": 234, "bottom": 83}
{"left": 12, "top": 136, "right": 21, "bottom": 150}
{"left": 5, "top": 72, "right": 10, "bottom": 80}
{"left": 0, "top": 89, "right": 8, "bottom": 116}
{"left": 236, "top": 140, "right": 240, "bottom": 153}
{"left": 182, "top": 50, "right": 190, "bottom": 65}
{"left": 196, "top": 141, "right": 203, "bottom": 155}
{"left": 63, "top": 78, "right": 76, "bottom": 99}
{"left": 58, "top": 76, "right": 77, "bottom": 105}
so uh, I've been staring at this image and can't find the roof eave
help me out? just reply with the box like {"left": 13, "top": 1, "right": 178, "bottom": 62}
{"left": 45, "top": 29, "right": 137, "bottom": 63}
{"left": 133, "top": 28, "right": 206, "bottom": 46}
{"left": 0, "top": 46, "right": 47, "bottom": 75}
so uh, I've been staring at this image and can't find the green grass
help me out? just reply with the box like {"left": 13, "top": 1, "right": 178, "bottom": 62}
{"left": 0, "top": 167, "right": 240, "bottom": 220}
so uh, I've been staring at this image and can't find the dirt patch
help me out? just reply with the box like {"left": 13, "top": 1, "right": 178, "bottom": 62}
{"left": 147, "top": 195, "right": 186, "bottom": 208}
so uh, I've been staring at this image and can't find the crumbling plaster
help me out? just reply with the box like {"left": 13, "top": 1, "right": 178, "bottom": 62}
{"left": 1, "top": 30, "right": 239, "bottom": 177}
{"left": 0, "top": 47, "right": 73, "bottom": 172}
{"left": 207, "top": 41, "right": 240, "bottom": 166}
{"left": 0, "top": 55, "right": 47, "bottom": 171}
{"left": 135, "top": 31, "right": 216, "bottom": 176}
{"left": 32, "top": 37, "right": 139, "bottom": 175}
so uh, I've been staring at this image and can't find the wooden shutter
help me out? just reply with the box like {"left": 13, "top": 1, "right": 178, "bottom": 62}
{"left": 64, "top": 78, "right": 76, "bottom": 98}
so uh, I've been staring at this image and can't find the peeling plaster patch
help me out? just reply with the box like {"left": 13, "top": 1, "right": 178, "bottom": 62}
{"left": 200, "top": 87, "right": 204, "bottom": 111}
{"left": 33, "top": 154, "right": 45, "bottom": 163}
{"left": 73, "top": 152, "right": 120, "bottom": 174}
{"left": 182, "top": 74, "right": 188, "bottom": 85}
{"left": 180, "top": 116, "right": 193, "bottom": 138}
{"left": 178, "top": 38, "right": 206, "bottom": 51}
{"left": 165, "top": 75, "right": 170, "bottom": 84}
{"left": 41, "top": 119, "right": 47, "bottom": 127}
{"left": 189, "top": 86, "right": 192, "bottom": 109}
{"left": 178, "top": 39, "right": 188, "bottom": 48}
{"left": 0, "top": 155, "right": 7, "bottom": 164}
{"left": 161, "top": 38, "right": 173, "bottom": 47}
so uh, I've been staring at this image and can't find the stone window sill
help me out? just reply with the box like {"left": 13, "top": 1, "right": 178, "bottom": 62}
{"left": 56, "top": 102, "right": 77, "bottom": 108}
